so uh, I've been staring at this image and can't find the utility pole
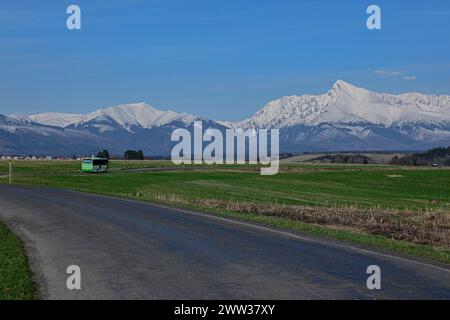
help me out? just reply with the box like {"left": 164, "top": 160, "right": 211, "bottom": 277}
{"left": 9, "top": 160, "right": 12, "bottom": 185}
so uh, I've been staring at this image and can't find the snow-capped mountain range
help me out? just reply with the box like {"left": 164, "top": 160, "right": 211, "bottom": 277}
{"left": 11, "top": 103, "right": 200, "bottom": 132}
{"left": 235, "top": 80, "right": 450, "bottom": 128}
{"left": 2, "top": 80, "right": 450, "bottom": 155}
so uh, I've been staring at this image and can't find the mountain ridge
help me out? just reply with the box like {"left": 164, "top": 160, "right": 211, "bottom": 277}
{"left": 230, "top": 80, "right": 450, "bottom": 129}
{"left": 3, "top": 80, "right": 450, "bottom": 155}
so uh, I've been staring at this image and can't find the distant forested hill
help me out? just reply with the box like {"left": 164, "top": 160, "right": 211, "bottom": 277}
{"left": 391, "top": 147, "right": 450, "bottom": 166}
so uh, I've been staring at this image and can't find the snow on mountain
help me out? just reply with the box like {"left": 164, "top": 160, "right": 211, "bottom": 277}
{"left": 0, "top": 114, "right": 110, "bottom": 156}
{"left": 9, "top": 112, "right": 84, "bottom": 128}
{"left": 28, "top": 113, "right": 85, "bottom": 128}
{"left": 28, "top": 83, "right": 450, "bottom": 132}
{"left": 236, "top": 80, "right": 450, "bottom": 129}
{"left": 77, "top": 102, "right": 198, "bottom": 130}
{"left": 1, "top": 103, "right": 212, "bottom": 155}
{"left": 3, "top": 81, "right": 450, "bottom": 155}
{"left": 21, "top": 103, "right": 201, "bottom": 132}
{"left": 0, "top": 114, "right": 33, "bottom": 133}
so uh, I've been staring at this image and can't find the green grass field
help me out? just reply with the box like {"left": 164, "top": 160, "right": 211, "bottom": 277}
{"left": 1, "top": 160, "right": 449, "bottom": 211}
{"left": 0, "top": 221, "right": 35, "bottom": 300}
{"left": 1, "top": 160, "right": 450, "bottom": 264}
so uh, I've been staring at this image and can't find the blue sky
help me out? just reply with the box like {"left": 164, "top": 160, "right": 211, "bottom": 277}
{"left": 1, "top": 0, "right": 450, "bottom": 120}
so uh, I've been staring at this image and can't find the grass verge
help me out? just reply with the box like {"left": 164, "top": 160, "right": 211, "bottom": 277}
{"left": 0, "top": 221, "right": 36, "bottom": 300}
{"left": 209, "top": 210, "right": 450, "bottom": 265}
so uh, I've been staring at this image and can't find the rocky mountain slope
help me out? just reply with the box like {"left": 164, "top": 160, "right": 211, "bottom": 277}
{"left": 3, "top": 81, "right": 450, "bottom": 155}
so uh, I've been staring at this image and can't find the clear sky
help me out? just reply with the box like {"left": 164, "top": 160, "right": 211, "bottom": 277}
{"left": 1, "top": 0, "right": 449, "bottom": 120}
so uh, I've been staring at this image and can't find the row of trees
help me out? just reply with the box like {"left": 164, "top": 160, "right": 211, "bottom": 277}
{"left": 93, "top": 149, "right": 144, "bottom": 160}
{"left": 390, "top": 147, "right": 450, "bottom": 166}
{"left": 311, "top": 154, "right": 370, "bottom": 164}
{"left": 96, "top": 150, "right": 110, "bottom": 159}
{"left": 124, "top": 150, "right": 144, "bottom": 160}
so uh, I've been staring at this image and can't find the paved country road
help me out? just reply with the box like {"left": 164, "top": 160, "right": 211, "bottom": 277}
{"left": 0, "top": 185, "right": 449, "bottom": 300}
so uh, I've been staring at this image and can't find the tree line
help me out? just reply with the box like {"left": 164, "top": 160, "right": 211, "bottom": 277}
{"left": 390, "top": 147, "right": 450, "bottom": 166}
{"left": 94, "top": 149, "right": 144, "bottom": 160}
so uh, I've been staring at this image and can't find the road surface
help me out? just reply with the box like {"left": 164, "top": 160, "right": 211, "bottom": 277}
{"left": 0, "top": 185, "right": 449, "bottom": 299}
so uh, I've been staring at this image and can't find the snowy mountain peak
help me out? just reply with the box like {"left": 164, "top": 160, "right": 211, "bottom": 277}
{"left": 29, "top": 113, "right": 85, "bottom": 128}
{"left": 81, "top": 102, "right": 173, "bottom": 129}
{"left": 331, "top": 79, "right": 360, "bottom": 92}
{"left": 84, "top": 102, "right": 201, "bottom": 130}
{"left": 3, "top": 81, "right": 450, "bottom": 155}
{"left": 22, "top": 102, "right": 201, "bottom": 132}
{"left": 237, "top": 80, "right": 450, "bottom": 129}
{"left": 328, "top": 80, "right": 371, "bottom": 102}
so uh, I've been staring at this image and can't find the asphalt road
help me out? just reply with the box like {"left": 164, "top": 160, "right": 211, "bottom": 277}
{"left": 0, "top": 185, "right": 449, "bottom": 299}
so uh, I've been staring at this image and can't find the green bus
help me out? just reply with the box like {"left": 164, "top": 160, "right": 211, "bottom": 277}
{"left": 81, "top": 158, "right": 109, "bottom": 173}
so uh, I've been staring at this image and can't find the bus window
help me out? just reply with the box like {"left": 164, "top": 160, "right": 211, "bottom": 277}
{"left": 93, "top": 159, "right": 108, "bottom": 166}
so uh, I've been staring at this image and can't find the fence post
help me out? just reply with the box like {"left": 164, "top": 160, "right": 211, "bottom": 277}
{"left": 9, "top": 160, "right": 12, "bottom": 185}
